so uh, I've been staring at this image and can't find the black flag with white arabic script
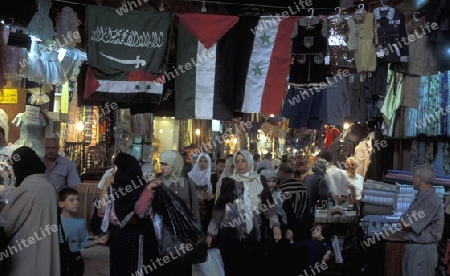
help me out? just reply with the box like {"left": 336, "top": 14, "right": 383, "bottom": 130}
{"left": 86, "top": 5, "right": 173, "bottom": 80}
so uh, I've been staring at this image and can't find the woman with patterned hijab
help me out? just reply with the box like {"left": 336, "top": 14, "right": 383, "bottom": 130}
{"left": 206, "top": 149, "right": 282, "bottom": 276}
{"left": 188, "top": 152, "right": 213, "bottom": 232}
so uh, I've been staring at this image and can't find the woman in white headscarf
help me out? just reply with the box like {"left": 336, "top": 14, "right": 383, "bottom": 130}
{"left": 206, "top": 150, "right": 282, "bottom": 276}
{"left": 159, "top": 150, "right": 200, "bottom": 223}
{"left": 188, "top": 152, "right": 213, "bottom": 232}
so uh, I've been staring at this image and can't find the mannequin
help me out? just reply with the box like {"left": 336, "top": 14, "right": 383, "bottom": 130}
{"left": 13, "top": 106, "right": 48, "bottom": 157}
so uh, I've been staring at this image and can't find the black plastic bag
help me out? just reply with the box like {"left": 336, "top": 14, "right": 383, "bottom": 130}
{"left": 90, "top": 196, "right": 104, "bottom": 236}
{"left": 151, "top": 184, "right": 207, "bottom": 264}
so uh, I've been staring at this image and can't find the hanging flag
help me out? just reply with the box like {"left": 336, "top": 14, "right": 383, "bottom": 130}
{"left": 174, "top": 14, "right": 239, "bottom": 120}
{"left": 85, "top": 5, "right": 173, "bottom": 104}
{"left": 239, "top": 16, "right": 300, "bottom": 115}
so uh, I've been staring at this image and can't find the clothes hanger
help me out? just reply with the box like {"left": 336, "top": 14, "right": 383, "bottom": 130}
{"left": 355, "top": 4, "right": 365, "bottom": 15}
{"left": 308, "top": 8, "right": 314, "bottom": 18}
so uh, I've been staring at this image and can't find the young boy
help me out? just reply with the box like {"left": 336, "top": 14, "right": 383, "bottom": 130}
{"left": 289, "top": 223, "right": 333, "bottom": 276}
{"left": 58, "top": 187, "right": 109, "bottom": 275}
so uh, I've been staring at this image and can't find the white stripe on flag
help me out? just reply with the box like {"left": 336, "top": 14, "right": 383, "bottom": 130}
{"left": 195, "top": 43, "right": 217, "bottom": 119}
{"left": 242, "top": 17, "right": 280, "bottom": 113}
{"left": 97, "top": 80, "right": 164, "bottom": 94}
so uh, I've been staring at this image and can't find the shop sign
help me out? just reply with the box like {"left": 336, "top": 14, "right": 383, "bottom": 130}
{"left": 0, "top": 89, "right": 18, "bottom": 104}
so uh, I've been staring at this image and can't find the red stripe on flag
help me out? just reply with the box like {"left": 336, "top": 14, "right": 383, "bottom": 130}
{"left": 260, "top": 16, "right": 301, "bottom": 114}
{"left": 176, "top": 13, "right": 239, "bottom": 49}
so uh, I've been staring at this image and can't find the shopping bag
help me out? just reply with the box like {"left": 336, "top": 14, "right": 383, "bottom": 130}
{"left": 152, "top": 185, "right": 207, "bottom": 264}
{"left": 332, "top": 235, "right": 343, "bottom": 263}
{"left": 192, "top": 248, "right": 225, "bottom": 276}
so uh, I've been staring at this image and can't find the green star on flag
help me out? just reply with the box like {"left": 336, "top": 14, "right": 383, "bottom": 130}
{"left": 260, "top": 33, "right": 271, "bottom": 44}
{"left": 135, "top": 84, "right": 140, "bottom": 89}
{"left": 252, "top": 64, "right": 263, "bottom": 76}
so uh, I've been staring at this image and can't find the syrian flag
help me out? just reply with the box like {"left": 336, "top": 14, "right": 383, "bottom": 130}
{"left": 238, "top": 16, "right": 300, "bottom": 115}
{"left": 175, "top": 14, "right": 239, "bottom": 120}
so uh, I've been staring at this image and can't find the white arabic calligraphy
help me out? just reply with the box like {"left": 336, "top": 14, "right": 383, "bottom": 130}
{"left": 100, "top": 52, "right": 146, "bottom": 68}
{"left": 90, "top": 26, "right": 164, "bottom": 48}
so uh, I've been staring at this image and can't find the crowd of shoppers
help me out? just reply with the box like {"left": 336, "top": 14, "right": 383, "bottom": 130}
{"left": 0, "top": 143, "right": 446, "bottom": 276}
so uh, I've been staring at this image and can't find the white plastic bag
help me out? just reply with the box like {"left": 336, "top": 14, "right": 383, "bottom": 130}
{"left": 192, "top": 248, "right": 225, "bottom": 276}
{"left": 332, "top": 235, "right": 343, "bottom": 263}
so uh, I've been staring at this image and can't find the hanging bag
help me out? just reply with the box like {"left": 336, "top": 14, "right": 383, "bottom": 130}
{"left": 58, "top": 215, "right": 85, "bottom": 276}
{"left": 151, "top": 184, "right": 207, "bottom": 265}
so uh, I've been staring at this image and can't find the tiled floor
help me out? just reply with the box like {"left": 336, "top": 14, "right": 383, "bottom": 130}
{"left": 82, "top": 243, "right": 110, "bottom": 276}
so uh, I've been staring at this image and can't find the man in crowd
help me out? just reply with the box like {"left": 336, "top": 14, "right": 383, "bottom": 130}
{"left": 277, "top": 164, "right": 310, "bottom": 242}
{"left": 257, "top": 153, "right": 274, "bottom": 173}
{"left": 43, "top": 137, "right": 80, "bottom": 192}
{"left": 400, "top": 164, "right": 444, "bottom": 276}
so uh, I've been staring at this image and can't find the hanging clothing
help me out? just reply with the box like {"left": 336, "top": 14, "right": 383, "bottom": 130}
{"left": 289, "top": 17, "right": 328, "bottom": 84}
{"left": 27, "top": 0, "right": 55, "bottom": 40}
{"left": 353, "top": 11, "right": 377, "bottom": 72}
{"left": 348, "top": 73, "right": 367, "bottom": 122}
{"left": 55, "top": 7, "right": 81, "bottom": 47}
{"left": 397, "top": 16, "right": 438, "bottom": 76}
{"left": 380, "top": 68, "right": 403, "bottom": 137}
{"left": 323, "top": 77, "right": 351, "bottom": 126}
{"left": 41, "top": 49, "right": 66, "bottom": 85}
{"left": 373, "top": 7, "right": 409, "bottom": 63}
{"left": 326, "top": 13, "right": 357, "bottom": 74}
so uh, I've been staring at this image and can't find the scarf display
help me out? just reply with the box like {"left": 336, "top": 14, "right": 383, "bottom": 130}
{"left": 188, "top": 153, "right": 212, "bottom": 193}
{"left": 231, "top": 150, "right": 263, "bottom": 233}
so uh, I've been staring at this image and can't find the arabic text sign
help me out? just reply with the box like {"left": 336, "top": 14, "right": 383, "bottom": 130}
{"left": 0, "top": 89, "right": 18, "bottom": 104}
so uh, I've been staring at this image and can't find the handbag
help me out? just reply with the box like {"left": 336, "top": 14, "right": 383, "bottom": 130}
{"left": 58, "top": 216, "right": 85, "bottom": 276}
{"left": 90, "top": 196, "right": 104, "bottom": 236}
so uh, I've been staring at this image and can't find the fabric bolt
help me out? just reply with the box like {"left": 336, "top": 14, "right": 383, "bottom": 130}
{"left": 416, "top": 73, "right": 443, "bottom": 136}
{"left": 404, "top": 107, "right": 418, "bottom": 138}
{"left": 433, "top": 142, "right": 445, "bottom": 175}
{"left": 289, "top": 17, "right": 328, "bottom": 84}
{"left": 353, "top": 11, "right": 377, "bottom": 72}
{"left": 442, "top": 71, "right": 450, "bottom": 136}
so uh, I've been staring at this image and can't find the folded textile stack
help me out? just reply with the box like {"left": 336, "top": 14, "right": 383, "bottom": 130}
{"left": 394, "top": 183, "right": 446, "bottom": 216}
{"left": 384, "top": 169, "right": 450, "bottom": 187}
{"left": 360, "top": 215, "right": 401, "bottom": 237}
{"left": 361, "top": 180, "right": 397, "bottom": 216}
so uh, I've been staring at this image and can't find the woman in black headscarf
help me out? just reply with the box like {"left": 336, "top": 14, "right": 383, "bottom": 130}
{"left": 104, "top": 152, "right": 161, "bottom": 276}
{"left": 0, "top": 146, "right": 60, "bottom": 275}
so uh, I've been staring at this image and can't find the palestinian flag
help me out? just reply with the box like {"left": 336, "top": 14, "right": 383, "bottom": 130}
{"left": 238, "top": 16, "right": 300, "bottom": 115}
{"left": 175, "top": 14, "right": 239, "bottom": 120}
